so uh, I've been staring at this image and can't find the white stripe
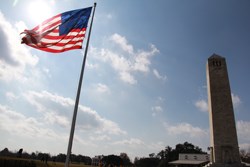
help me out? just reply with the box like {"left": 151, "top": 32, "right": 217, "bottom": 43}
{"left": 46, "top": 30, "right": 86, "bottom": 37}
{"left": 40, "top": 36, "right": 84, "bottom": 44}
{"left": 67, "top": 31, "right": 86, "bottom": 36}
{"left": 36, "top": 16, "right": 61, "bottom": 33}
{"left": 48, "top": 42, "right": 82, "bottom": 50}
{"left": 47, "top": 32, "right": 59, "bottom": 36}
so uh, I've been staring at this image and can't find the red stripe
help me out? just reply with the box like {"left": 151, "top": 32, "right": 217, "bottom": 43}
{"left": 28, "top": 44, "right": 82, "bottom": 53}
{"left": 47, "top": 28, "right": 86, "bottom": 33}
{"left": 33, "top": 14, "right": 61, "bottom": 31}
{"left": 40, "top": 39, "right": 83, "bottom": 47}
{"left": 43, "top": 46, "right": 82, "bottom": 53}
{"left": 41, "top": 29, "right": 86, "bottom": 40}
{"left": 34, "top": 20, "right": 61, "bottom": 34}
{"left": 44, "top": 33, "right": 85, "bottom": 40}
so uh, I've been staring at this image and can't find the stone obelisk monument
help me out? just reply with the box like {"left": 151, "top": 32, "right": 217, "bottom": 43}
{"left": 206, "top": 54, "right": 242, "bottom": 167}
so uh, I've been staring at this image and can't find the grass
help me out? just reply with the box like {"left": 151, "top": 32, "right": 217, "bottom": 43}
{"left": 36, "top": 161, "right": 92, "bottom": 167}
{"left": 0, "top": 156, "right": 93, "bottom": 167}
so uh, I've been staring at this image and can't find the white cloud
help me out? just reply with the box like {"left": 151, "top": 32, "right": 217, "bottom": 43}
{"left": 24, "top": 90, "right": 126, "bottom": 135}
{"left": 0, "top": 104, "right": 60, "bottom": 139}
{"left": 157, "top": 96, "right": 165, "bottom": 103}
{"left": 152, "top": 106, "right": 163, "bottom": 116}
{"left": 153, "top": 69, "right": 167, "bottom": 81}
{"left": 110, "top": 33, "right": 134, "bottom": 54}
{"left": 232, "top": 93, "right": 241, "bottom": 108}
{"left": 132, "top": 44, "right": 159, "bottom": 73}
{"left": 86, "top": 61, "right": 99, "bottom": 69}
{"left": 164, "top": 122, "right": 208, "bottom": 138}
{"left": 44, "top": 112, "right": 69, "bottom": 128}
{"left": 90, "top": 34, "right": 159, "bottom": 85}
{"left": 239, "top": 143, "right": 250, "bottom": 151}
{"left": 195, "top": 99, "right": 208, "bottom": 112}
{"left": 89, "top": 135, "right": 111, "bottom": 141}
{"left": 0, "top": 11, "right": 39, "bottom": 82}
{"left": 237, "top": 120, "right": 250, "bottom": 141}
{"left": 113, "top": 138, "right": 144, "bottom": 146}
{"left": 119, "top": 71, "right": 137, "bottom": 85}
{"left": 6, "top": 92, "right": 19, "bottom": 100}
{"left": 96, "top": 83, "right": 110, "bottom": 93}
{"left": 152, "top": 106, "right": 163, "bottom": 112}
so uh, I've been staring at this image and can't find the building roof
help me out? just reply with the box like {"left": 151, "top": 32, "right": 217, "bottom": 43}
{"left": 168, "top": 154, "right": 210, "bottom": 165}
{"left": 168, "top": 160, "right": 209, "bottom": 165}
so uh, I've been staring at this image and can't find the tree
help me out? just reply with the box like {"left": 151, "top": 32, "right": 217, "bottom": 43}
{"left": 56, "top": 153, "right": 66, "bottom": 162}
{"left": 0, "top": 148, "right": 11, "bottom": 156}
{"left": 102, "top": 154, "right": 122, "bottom": 166}
{"left": 149, "top": 153, "right": 155, "bottom": 158}
{"left": 120, "top": 153, "right": 132, "bottom": 166}
{"left": 240, "top": 148, "right": 250, "bottom": 163}
{"left": 134, "top": 157, "right": 160, "bottom": 167}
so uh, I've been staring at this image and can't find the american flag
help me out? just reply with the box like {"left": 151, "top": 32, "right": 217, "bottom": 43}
{"left": 21, "top": 7, "right": 92, "bottom": 53}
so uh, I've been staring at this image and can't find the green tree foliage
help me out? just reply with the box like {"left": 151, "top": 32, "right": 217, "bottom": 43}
{"left": 120, "top": 152, "right": 132, "bottom": 166}
{"left": 101, "top": 154, "right": 122, "bottom": 166}
{"left": 134, "top": 157, "right": 160, "bottom": 167}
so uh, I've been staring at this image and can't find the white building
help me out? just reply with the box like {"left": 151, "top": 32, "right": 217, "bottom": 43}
{"left": 168, "top": 154, "right": 210, "bottom": 167}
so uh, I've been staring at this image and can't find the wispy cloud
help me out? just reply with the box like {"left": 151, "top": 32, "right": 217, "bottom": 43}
{"left": 86, "top": 61, "right": 99, "bottom": 69}
{"left": 232, "top": 93, "right": 241, "bottom": 108}
{"left": 90, "top": 33, "right": 159, "bottom": 85}
{"left": 153, "top": 69, "right": 167, "bottom": 81}
{"left": 113, "top": 138, "right": 144, "bottom": 146}
{"left": 5, "top": 92, "right": 19, "bottom": 101}
{"left": 195, "top": 99, "right": 208, "bottom": 112}
{"left": 237, "top": 120, "right": 250, "bottom": 141}
{"left": 164, "top": 122, "right": 208, "bottom": 138}
{"left": 96, "top": 83, "right": 110, "bottom": 93}
{"left": 110, "top": 33, "right": 134, "bottom": 54}
{"left": 152, "top": 106, "right": 163, "bottom": 117}
{"left": 152, "top": 97, "right": 165, "bottom": 117}
{"left": 89, "top": 135, "right": 111, "bottom": 141}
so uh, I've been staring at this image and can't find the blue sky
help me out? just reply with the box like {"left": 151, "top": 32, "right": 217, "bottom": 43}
{"left": 0, "top": 0, "right": 250, "bottom": 161}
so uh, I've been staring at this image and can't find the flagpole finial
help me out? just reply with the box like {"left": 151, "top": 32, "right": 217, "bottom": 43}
{"left": 94, "top": 2, "right": 97, "bottom": 7}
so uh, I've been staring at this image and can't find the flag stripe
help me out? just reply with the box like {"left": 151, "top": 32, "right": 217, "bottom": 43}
{"left": 28, "top": 42, "right": 82, "bottom": 53}
{"left": 33, "top": 14, "right": 61, "bottom": 33}
{"left": 46, "top": 30, "right": 86, "bottom": 37}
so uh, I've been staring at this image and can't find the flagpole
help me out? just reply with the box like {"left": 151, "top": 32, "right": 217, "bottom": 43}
{"left": 65, "top": 3, "right": 97, "bottom": 167}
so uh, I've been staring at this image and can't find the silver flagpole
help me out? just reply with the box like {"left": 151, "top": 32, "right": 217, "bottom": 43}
{"left": 65, "top": 3, "right": 97, "bottom": 167}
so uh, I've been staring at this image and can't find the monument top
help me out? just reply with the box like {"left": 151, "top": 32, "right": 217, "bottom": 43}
{"left": 208, "top": 53, "right": 224, "bottom": 60}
